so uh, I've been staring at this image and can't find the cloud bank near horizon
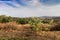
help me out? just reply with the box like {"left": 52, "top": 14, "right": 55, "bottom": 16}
{"left": 0, "top": 0, "right": 60, "bottom": 17}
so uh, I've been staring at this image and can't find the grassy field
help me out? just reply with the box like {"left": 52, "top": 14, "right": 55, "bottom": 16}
{"left": 0, "top": 22, "right": 59, "bottom": 40}
{"left": 0, "top": 15, "right": 60, "bottom": 40}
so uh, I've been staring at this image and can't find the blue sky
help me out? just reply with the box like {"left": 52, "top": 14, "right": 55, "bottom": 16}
{"left": 0, "top": 0, "right": 60, "bottom": 17}
{"left": 40, "top": 0, "right": 60, "bottom": 5}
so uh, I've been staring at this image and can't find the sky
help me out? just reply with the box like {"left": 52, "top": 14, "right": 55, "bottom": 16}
{"left": 0, "top": 0, "right": 60, "bottom": 17}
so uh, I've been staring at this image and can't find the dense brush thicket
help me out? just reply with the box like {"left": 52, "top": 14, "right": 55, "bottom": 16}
{"left": 0, "top": 15, "right": 55, "bottom": 24}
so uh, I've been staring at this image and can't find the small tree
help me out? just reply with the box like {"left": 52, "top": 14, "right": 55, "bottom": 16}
{"left": 28, "top": 17, "right": 42, "bottom": 32}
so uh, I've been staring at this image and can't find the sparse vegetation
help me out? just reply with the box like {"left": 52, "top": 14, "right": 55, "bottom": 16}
{"left": 0, "top": 15, "right": 60, "bottom": 40}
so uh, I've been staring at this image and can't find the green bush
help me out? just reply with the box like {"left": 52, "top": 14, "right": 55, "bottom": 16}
{"left": 17, "top": 18, "right": 29, "bottom": 24}
{"left": 28, "top": 17, "right": 42, "bottom": 32}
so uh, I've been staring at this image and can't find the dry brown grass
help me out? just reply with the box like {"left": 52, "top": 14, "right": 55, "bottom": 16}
{"left": 0, "top": 22, "right": 60, "bottom": 40}
{"left": 0, "top": 22, "right": 31, "bottom": 32}
{"left": 0, "top": 22, "right": 59, "bottom": 40}
{"left": 0, "top": 22, "right": 22, "bottom": 31}
{"left": 0, "top": 22, "right": 56, "bottom": 32}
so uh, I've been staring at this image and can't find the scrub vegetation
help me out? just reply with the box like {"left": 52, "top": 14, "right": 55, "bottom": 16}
{"left": 0, "top": 15, "right": 60, "bottom": 40}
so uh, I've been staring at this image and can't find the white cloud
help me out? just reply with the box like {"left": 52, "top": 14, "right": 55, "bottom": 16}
{"left": 0, "top": 0, "right": 60, "bottom": 17}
